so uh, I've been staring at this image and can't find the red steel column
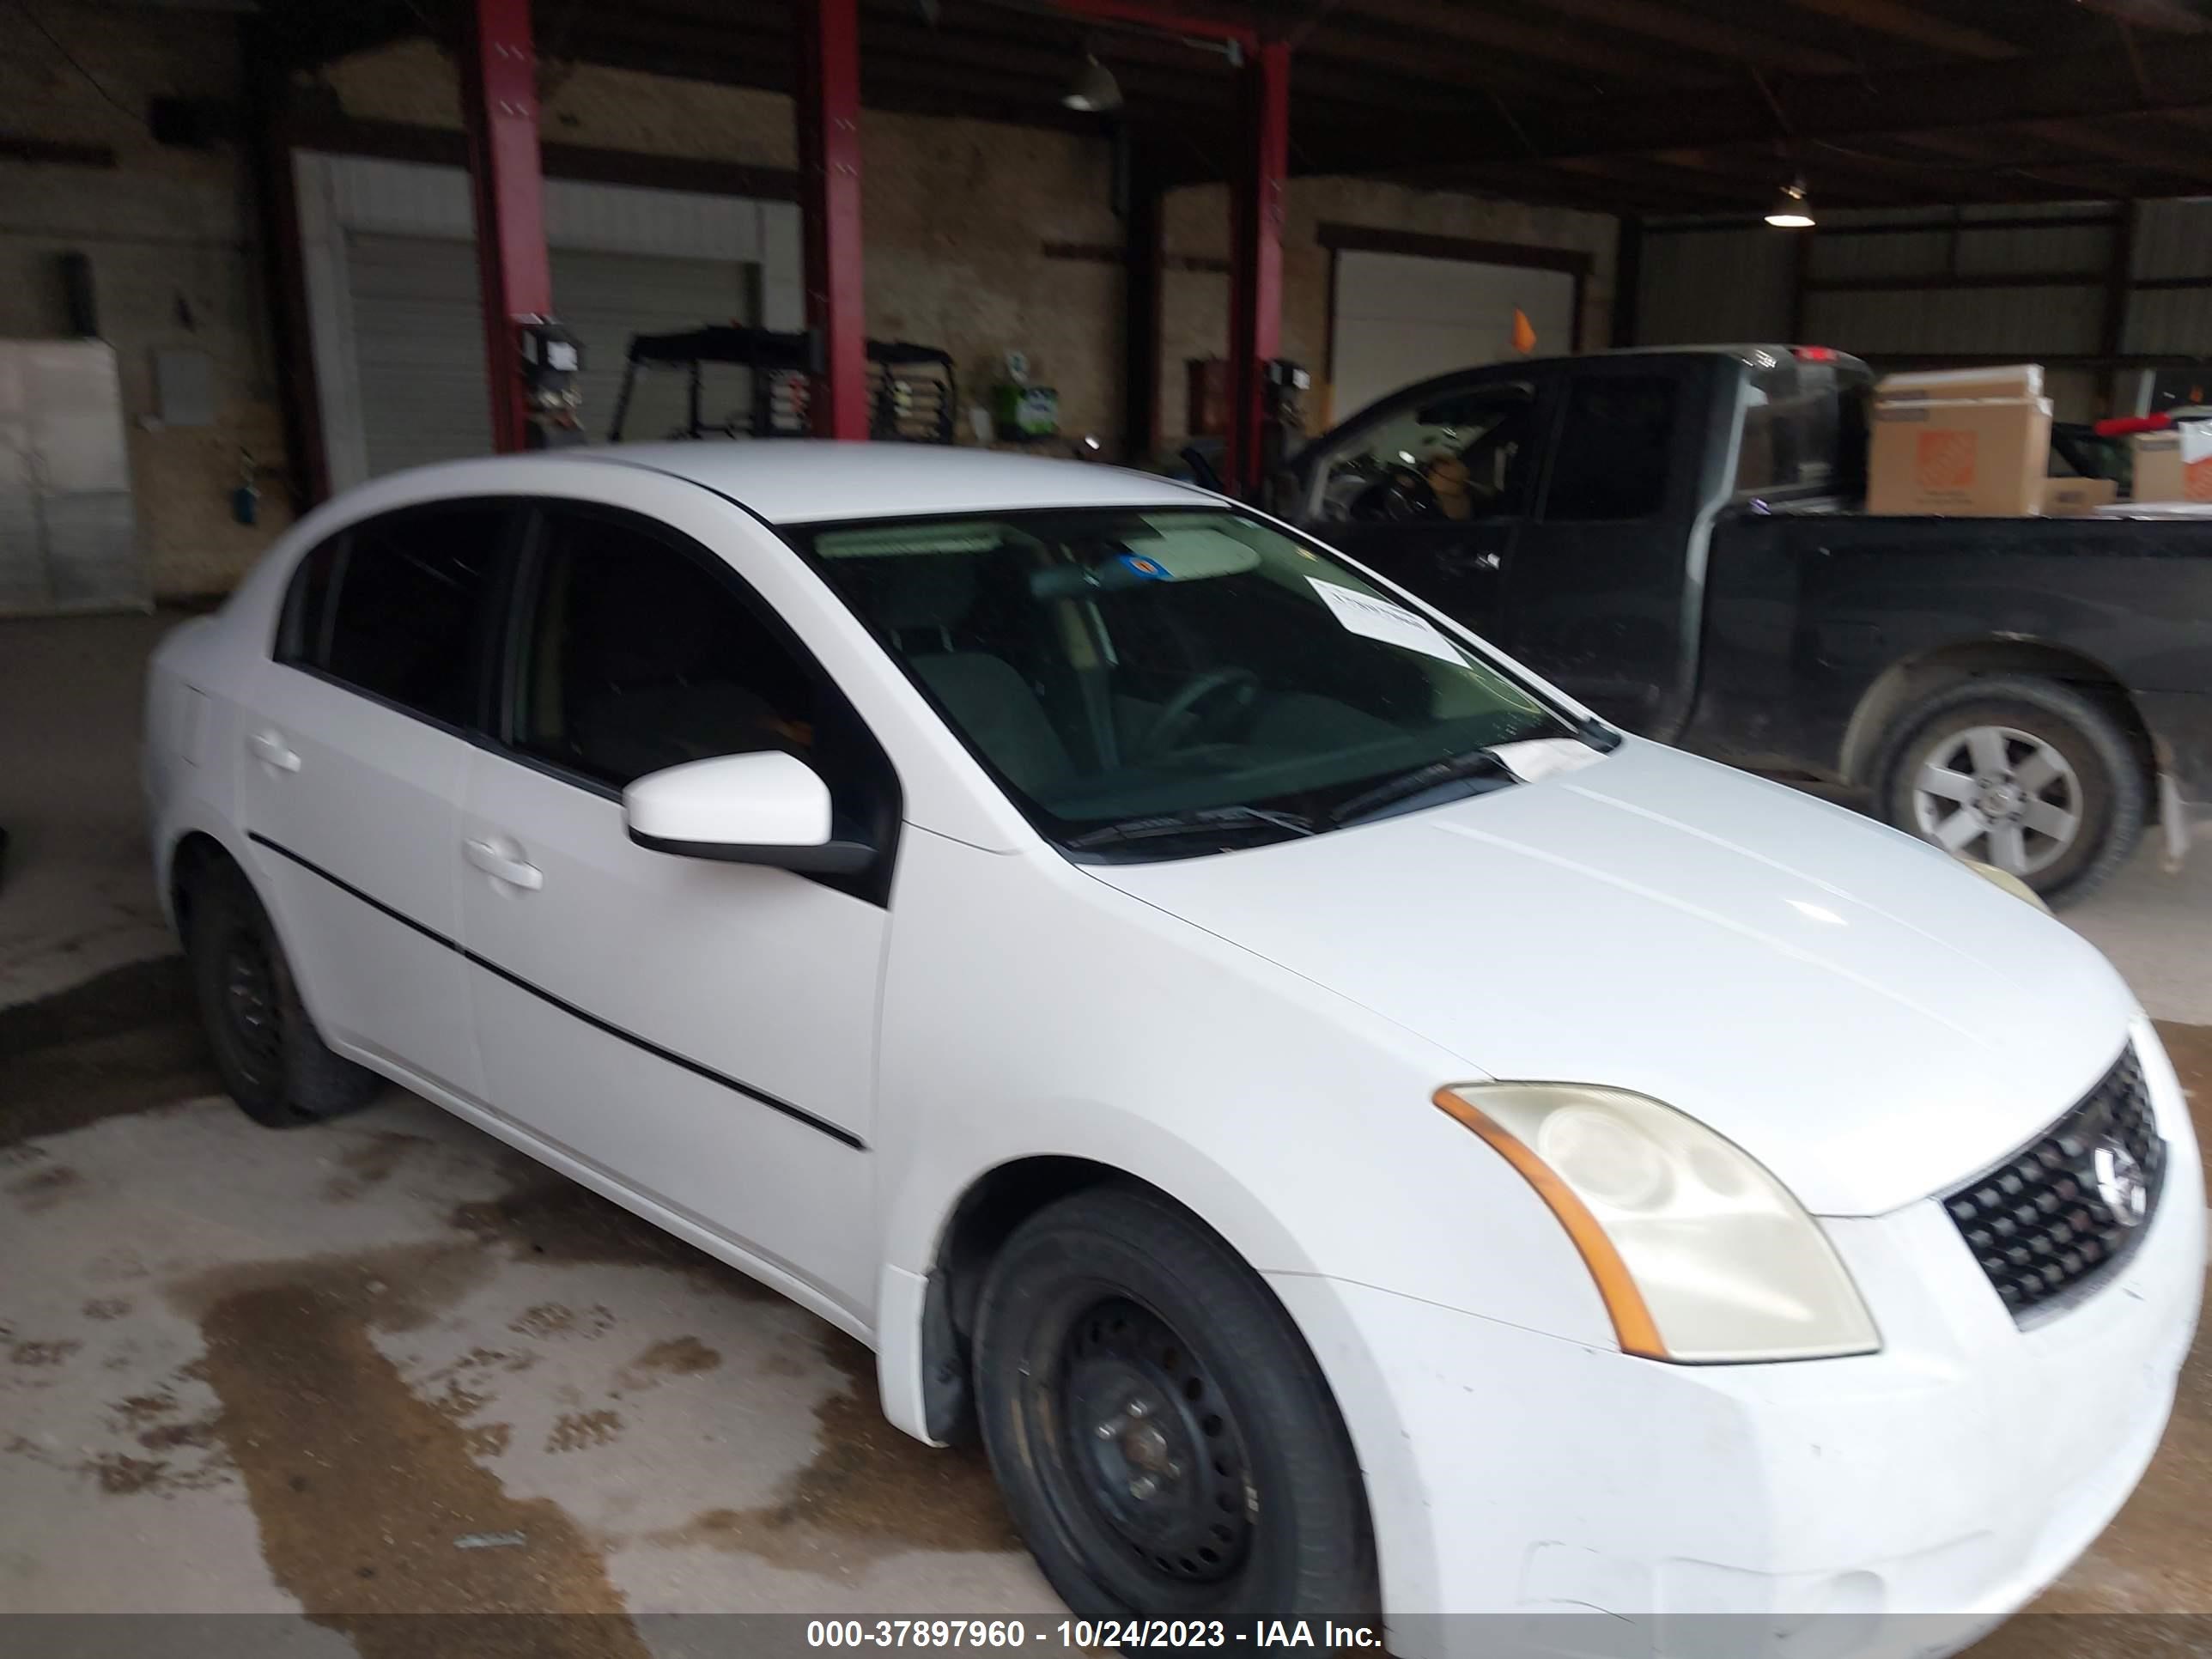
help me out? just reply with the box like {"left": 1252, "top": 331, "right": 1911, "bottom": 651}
{"left": 797, "top": 0, "right": 868, "bottom": 440}
{"left": 459, "top": 0, "right": 552, "bottom": 454}
{"left": 1225, "top": 39, "right": 1289, "bottom": 496}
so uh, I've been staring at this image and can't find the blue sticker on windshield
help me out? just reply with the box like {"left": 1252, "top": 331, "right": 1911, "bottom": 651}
{"left": 1116, "top": 554, "right": 1172, "bottom": 581}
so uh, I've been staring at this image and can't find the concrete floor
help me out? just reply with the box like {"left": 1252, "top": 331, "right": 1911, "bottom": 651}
{"left": 3, "top": 611, "right": 2209, "bottom": 1647}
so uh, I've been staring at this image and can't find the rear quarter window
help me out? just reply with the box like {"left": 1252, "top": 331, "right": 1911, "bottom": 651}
{"left": 278, "top": 503, "right": 507, "bottom": 729}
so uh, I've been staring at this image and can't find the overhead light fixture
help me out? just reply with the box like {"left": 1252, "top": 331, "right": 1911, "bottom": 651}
{"left": 1765, "top": 176, "right": 1814, "bottom": 228}
{"left": 1062, "top": 51, "right": 1122, "bottom": 113}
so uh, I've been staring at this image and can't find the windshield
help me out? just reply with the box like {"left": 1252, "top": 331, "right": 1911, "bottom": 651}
{"left": 791, "top": 507, "right": 1571, "bottom": 856}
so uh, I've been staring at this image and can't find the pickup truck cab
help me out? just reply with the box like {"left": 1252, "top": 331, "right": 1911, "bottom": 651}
{"left": 1274, "top": 346, "right": 2212, "bottom": 904}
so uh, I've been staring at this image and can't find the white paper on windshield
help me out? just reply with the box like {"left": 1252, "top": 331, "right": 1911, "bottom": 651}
{"left": 1487, "top": 738, "right": 1607, "bottom": 783}
{"left": 1306, "top": 577, "right": 1463, "bottom": 665}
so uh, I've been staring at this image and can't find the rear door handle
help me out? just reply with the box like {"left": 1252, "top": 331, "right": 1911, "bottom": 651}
{"left": 246, "top": 729, "right": 301, "bottom": 772}
{"left": 465, "top": 836, "right": 544, "bottom": 891}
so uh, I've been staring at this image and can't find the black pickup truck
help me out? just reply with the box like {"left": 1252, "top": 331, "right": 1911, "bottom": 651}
{"left": 1260, "top": 345, "right": 2212, "bottom": 905}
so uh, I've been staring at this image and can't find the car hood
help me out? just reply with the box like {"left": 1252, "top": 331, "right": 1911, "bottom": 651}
{"left": 1085, "top": 740, "right": 2138, "bottom": 1216}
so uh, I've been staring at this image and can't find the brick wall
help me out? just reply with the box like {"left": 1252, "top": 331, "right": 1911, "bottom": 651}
{"left": 0, "top": 0, "right": 290, "bottom": 600}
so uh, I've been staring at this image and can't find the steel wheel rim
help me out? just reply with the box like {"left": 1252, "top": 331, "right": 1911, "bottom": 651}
{"left": 222, "top": 927, "right": 283, "bottom": 1080}
{"left": 1911, "top": 723, "right": 2081, "bottom": 878}
{"left": 1048, "top": 1297, "right": 1257, "bottom": 1588}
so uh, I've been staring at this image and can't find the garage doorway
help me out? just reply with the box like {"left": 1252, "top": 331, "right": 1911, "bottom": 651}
{"left": 1324, "top": 228, "right": 1586, "bottom": 428}
{"left": 344, "top": 236, "right": 759, "bottom": 476}
{"left": 295, "top": 153, "right": 802, "bottom": 491}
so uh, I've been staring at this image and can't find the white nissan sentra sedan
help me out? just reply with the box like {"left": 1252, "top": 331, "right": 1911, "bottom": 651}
{"left": 145, "top": 444, "right": 2199, "bottom": 1650}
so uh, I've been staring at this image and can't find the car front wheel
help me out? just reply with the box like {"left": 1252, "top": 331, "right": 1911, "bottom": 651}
{"left": 972, "top": 1184, "right": 1376, "bottom": 1624}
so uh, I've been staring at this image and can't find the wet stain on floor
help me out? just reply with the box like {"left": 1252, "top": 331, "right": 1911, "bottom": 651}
{"left": 615, "top": 1335, "right": 722, "bottom": 1394}
{"left": 0, "top": 956, "right": 219, "bottom": 1148}
{"left": 323, "top": 1130, "right": 433, "bottom": 1202}
{"left": 176, "top": 1243, "right": 651, "bottom": 1659}
{"left": 650, "top": 1328, "right": 1018, "bottom": 1578}
{"left": 450, "top": 1177, "right": 774, "bottom": 1300}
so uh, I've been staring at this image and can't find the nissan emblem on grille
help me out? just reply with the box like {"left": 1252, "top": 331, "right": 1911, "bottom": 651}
{"left": 2094, "top": 1142, "right": 2149, "bottom": 1229}
{"left": 1941, "top": 1044, "right": 2165, "bottom": 1321}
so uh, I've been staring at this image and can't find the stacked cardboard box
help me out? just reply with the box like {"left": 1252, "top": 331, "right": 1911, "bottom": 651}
{"left": 1867, "top": 366, "right": 2052, "bottom": 517}
{"left": 2127, "top": 423, "right": 2212, "bottom": 504}
{"left": 2039, "top": 477, "right": 2118, "bottom": 515}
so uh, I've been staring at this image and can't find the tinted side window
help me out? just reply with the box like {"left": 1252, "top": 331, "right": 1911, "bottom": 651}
{"left": 1542, "top": 375, "right": 1679, "bottom": 523}
{"left": 284, "top": 506, "right": 505, "bottom": 726}
{"left": 514, "top": 509, "right": 895, "bottom": 837}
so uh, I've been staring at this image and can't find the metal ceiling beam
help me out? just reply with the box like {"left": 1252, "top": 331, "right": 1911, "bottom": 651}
{"left": 2022, "top": 115, "right": 2212, "bottom": 179}
{"left": 1506, "top": 0, "right": 1856, "bottom": 76}
{"left": 1773, "top": 0, "right": 2016, "bottom": 59}
{"left": 1332, "top": 0, "right": 1721, "bottom": 86}
{"left": 1294, "top": 15, "right": 1601, "bottom": 103}
{"left": 1042, "top": 0, "right": 1255, "bottom": 46}
{"left": 1304, "top": 31, "right": 2212, "bottom": 174}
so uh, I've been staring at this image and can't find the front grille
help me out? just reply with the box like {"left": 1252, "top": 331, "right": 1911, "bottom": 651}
{"left": 1942, "top": 1045, "right": 2165, "bottom": 1322}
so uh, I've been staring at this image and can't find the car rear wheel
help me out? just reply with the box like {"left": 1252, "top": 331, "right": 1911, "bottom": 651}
{"left": 1876, "top": 674, "right": 2145, "bottom": 907}
{"left": 181, "top": 854, "right": 382, "bottom": 1127}
{"left": 972, "top": 1184, "right": 1376, "bottom": 1624}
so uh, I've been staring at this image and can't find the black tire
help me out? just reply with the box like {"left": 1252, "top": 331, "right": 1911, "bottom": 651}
{"left": 1875, "top": 674, "right": 2146, "bottom": 908}
{"left": 972, "top": 1184, "right": 1377, "bottom": 1626}
{"left": 180, "top": 854, "right": 382, "bottom": 1127}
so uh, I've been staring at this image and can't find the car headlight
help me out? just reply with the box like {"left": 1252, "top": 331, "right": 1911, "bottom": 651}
{"left": 1966, "top": 859, "right": 2051, "bottom": 913}
{"left": 1435, "top": 1084, "right": 1880, "bottom": 1363}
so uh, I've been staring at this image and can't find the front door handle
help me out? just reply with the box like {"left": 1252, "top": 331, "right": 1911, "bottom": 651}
{"left": 465, "top": 836, "right": 544, "bottom": 891}
{"left": 247, "top": 729, "right": 301, "bottom": 772}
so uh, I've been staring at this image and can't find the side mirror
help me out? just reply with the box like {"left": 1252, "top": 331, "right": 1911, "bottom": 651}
{"left": 624, "top": 751, "right": 873, "bottom": 874}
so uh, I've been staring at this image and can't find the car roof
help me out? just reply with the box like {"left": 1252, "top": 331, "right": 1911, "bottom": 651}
{"left": 559, "top": 441, "right": 1218, "bottom": 526}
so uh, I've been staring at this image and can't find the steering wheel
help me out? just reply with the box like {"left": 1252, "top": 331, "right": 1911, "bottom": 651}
{"left": 1133, "top": 666, "right": 1261, "bottom": 762}
{"left": 1348, "top": 465, "right": 1442, "bottom": 523}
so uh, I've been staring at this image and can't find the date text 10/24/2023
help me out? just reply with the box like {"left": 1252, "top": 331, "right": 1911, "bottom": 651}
{"left": 805, "top": 1620, "right": 1386, "bottom": 1650}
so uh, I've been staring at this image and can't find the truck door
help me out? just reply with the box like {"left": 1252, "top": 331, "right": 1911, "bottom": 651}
{"left": 1498, "top": 356, "right": 1718, "bottom": 738}
{"left": 1287, "top": 371, "right": 1558, "bottom": 635}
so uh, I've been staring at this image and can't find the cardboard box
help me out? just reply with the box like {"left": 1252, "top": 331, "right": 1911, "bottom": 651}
{"left": 1876, "top": 364, "right": 2044, "bottom": 404}
{"left": 1868, "top": 396, "right": 2053, "bottom": 516}
{"left": 2039, "top": 477, "right": 2118, "bottom": 515}
{"left": 2127, "top": 427, "right": 2212, "bottom": 503}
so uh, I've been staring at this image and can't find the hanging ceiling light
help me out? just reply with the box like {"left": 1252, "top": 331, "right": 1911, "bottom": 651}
{"left": 1765, "top": 176, "right": 1814, "bottom": 228}
{"left": 1062, "top": 51, "right": 1123, "bottom": 113}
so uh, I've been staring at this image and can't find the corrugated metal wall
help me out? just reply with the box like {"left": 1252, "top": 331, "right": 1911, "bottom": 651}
{"left": 1634, "top": 198, "right": 2212, "bottom": 421}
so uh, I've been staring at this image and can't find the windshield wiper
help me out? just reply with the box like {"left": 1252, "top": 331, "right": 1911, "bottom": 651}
{"left": 1066, "top": 805, "right": 1316, "bottom": 851}
{"left": 1328, "top": 748, "right": 1515, "bottom": 827}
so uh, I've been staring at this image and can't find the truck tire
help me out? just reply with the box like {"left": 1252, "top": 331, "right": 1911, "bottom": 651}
{"left": 181, "top": 853, "right": 384, "bottom": 1127}
{"left": 1875, "top": 674, "right": 2146, "bottom": 908}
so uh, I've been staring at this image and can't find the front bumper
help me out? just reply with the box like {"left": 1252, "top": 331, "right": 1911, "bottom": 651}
{"left": 1273, "top": 1017, "right": 2203, "bottom": 1658}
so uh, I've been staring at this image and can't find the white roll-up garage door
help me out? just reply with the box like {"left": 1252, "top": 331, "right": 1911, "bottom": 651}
{"left": 1328, "top": 249, "right": 1577, "bottom": 427}
{"left": 345, "top": 234, "right": 756, "bottom": 477}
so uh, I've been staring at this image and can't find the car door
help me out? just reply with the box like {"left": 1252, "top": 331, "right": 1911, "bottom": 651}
{"left": 458, "top": 500, "right": 897, "bottom": 1317}
{"left": 1287, "top": 369, "right": 1558, "bottom": 633}
{"left": 1496, "top": 356, "right": 1719, "bottom": 738}
{"left": 240, "top": 500, "right": 511, "bottom": 1101}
